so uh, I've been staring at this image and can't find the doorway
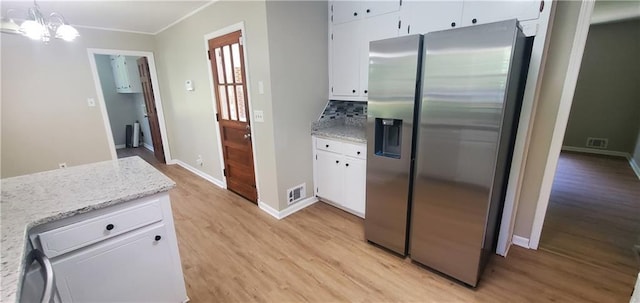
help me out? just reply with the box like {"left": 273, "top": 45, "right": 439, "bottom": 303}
{"left": 206, "top": 30, "right": 257, "bottom": 203}
{"left": 88, "top": 49, "right": 171, "bottom": 165}
{"left": 538, "top": 18, "right": 640, "bottom": 276}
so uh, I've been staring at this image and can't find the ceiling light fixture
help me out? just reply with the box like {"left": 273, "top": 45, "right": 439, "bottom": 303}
{"left": 0, "top": 1, "right": 79, "bottom": 43}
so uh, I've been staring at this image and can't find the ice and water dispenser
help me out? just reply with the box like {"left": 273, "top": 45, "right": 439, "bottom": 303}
{"left": 374, "top": 118, "right": 402, "bottom": 159}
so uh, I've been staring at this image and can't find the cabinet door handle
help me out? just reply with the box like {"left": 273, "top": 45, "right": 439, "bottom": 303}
{"left": 357, "top": 151, "right": 361, "bottom": 155}
{"left": 106, "top": 223, "right": 115, "bottom": 231}
{"left": 326, "top": 144, "right": 329, "bottom": 148}
{"left": 24, "top": 249, "right": 55, "bottom": 303}
{"left": 346, "top": 163, "right": 349, "bottom": 167}
{"left": 451, "top": 22, "right": 456, "bottom": 27}
{"left": 352, "top": 89, "right": 356, "bottom": 93}
{"left": 407, "top": 25, "right": 410, "bottom": 34}
{"left": 366, "top": 9, "right": 370, "bottom": 13}
{"left": 364, "top": 90, "right": 368, "bottom": 94}
{"left": 336, "top": 160, "right": 339, "bottom": 164}
{"left": 353, "top": 12, "right": 358, "bottom": 16}
{"left": 472, "top": 18, "right": 477, "bottom": 24}
{"left": 155, "top": 235, "right": 162, "bottom": 241}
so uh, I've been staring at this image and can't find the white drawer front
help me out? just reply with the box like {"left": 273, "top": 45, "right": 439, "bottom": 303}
{"left": 37, "top": 199, "right": 164, "bottom": 258}
{"left": 343, "top": 142, "right": 366, "bottom": 160}
{"left": 316, "top": 137, "right": 343, "bottom": 154}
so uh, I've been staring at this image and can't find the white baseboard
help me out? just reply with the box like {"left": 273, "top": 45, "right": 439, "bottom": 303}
{"left": 561, "top": 146, "right": 629, "bottom": 158}
{"left": 171, "top": 159, "right": 226, "bottom": 189}
{"left": 512, "top": 235, "right": 530, "bottom": 249}
{"left": 258, "top": 196, "right": 319, "bottom": 220}
{"left": 143, "top": 143, "right": 154, "bottom": 152}
{"left": 115, "top": 144, "right": 126, "bottom": 149}
{"left": 629, "top": 157, "right": 640, "bottom": 180}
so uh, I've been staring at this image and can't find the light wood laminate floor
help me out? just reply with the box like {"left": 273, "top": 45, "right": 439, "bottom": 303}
{"left": 118, "top": 148, "right": 636, "bottom": 302}
{"left": 540, "top": 152, "right": 640, "bottom": 277}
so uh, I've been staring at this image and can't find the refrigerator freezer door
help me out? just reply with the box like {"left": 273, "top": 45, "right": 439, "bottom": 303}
{"left": 365, "top": 35, "right": 423, "bottom": 255}
{"left": 410, "top": 20, "right": 524, "bottom": 286}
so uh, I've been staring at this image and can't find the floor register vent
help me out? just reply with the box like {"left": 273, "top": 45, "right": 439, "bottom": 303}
{"left": 586, "top": 137, "right": 608, "bottom": 149}
{"left": 287, "top": 183, "right": 306, "bottom": 205}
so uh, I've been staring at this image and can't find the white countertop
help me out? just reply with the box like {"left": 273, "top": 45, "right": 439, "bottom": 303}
{"left": 0, "top": 157, "right": 175, "bottom": 303}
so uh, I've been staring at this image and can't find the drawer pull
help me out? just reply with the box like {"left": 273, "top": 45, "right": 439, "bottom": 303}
{"left": 155, "top": 235, "right": 162, "bottom": 241}
{"left": 335, "top": 160, "right": 339, "bottom": 164}
{"left": 106, "top": 224, "right": 115, "bottom": 231}
{"left": 346, "top": 163, "right": 349, "bottom": 167}
{"left": 357, "top": 151, "right": 361, "bottom": 155}
{"left": 326, "top": 144, "right": 329, "bottom": 148}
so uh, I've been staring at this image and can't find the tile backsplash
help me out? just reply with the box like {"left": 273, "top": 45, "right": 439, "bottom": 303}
{"left": 319, "top": 100, "right": 367, "bottom": 121}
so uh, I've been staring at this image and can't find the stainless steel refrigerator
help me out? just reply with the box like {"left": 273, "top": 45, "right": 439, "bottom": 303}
{"left": 365, "top": 19, "right": 529, "bottom": 287}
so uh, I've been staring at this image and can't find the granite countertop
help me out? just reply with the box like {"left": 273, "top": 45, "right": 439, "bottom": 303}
{"left": 311, "top": 117, "right": 367, "bottom": 143}
{"left": 0, "top": 156, "right": 175, "bottom": 303}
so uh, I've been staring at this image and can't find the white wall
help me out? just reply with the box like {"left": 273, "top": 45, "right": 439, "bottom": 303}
{"left": 95, "top": 55, "right": 138, "bottom": 147}
{"left": 1, "top": 28, "right": 156, "bottom": 178}
{"left": 265, "top": 0, "right": 328, "bottom": 209}
{"left": 154, "top": 0, "right": 280, "bottom": 209}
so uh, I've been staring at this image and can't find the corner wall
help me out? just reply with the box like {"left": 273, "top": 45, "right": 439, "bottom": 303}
{"left": 1, "top": 28, "right": 156, "bottom": 178}
{"left": 265, "top": 0, "right": 329, "bottom": 210}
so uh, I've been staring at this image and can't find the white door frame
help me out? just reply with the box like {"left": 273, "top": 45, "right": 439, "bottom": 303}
{"left": 87, "top": 49, "right": 172, "bottom": 162}
{"left": 203, "top": 22, "right": 262, "bottom": 201}
{"left": 528, "top": 1, "right": 596, "bottom": 249}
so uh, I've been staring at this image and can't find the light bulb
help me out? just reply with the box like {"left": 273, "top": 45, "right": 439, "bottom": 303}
{"left": 20, "top": 20, "right": 45, "bottom": 40}
{"left": 55, "top": 24, "right": 79, "bottom": 41}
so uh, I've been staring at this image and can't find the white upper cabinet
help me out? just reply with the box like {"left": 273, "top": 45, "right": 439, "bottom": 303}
{"left": 360, "top": 1, "right": 401, "bottom": 18}
{"left": 330, "top": 1, "right": 401, "bottom": 100}
{"left": 399, "top": 0, "right": 464, "bottom": 36}
{"left": 360, "top": 12, "right": 400, "bottom": 97}
{"left": 460, "top": 0, "right": 542, "bottom": 27}
{"left": 328, "top": 0, "right": 545, "bottom": 100}
{"left": 331, "top": 1, "right": 363, "bottom": 24}
{"left": 331, "top": 21, "right": 361, "bottom": 97}
{"left": 332, "top": 1, "right": 400, "bottom": 24}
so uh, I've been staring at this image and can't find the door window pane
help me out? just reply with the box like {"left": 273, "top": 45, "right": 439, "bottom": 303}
{"left": 218, "top": 85, "right": 228, "bottom": 120}
{"left": 215, "top": 48, "right": 224, "bottom": 84}
{"left": 236, "top": 85, "right": 246, "bottom": 122}
{"left": 232, "top": 43, "right": 242, "bottom": 83}
{"left": 227, "top": 86, "right": 237, "bottom": 121}
{"left": 223, "top": 45, "right": 233, "bottom": 84}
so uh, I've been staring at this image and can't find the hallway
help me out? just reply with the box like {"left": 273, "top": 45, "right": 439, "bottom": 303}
{"left": 540, "top": 152, "right": 640, "bottom": 276}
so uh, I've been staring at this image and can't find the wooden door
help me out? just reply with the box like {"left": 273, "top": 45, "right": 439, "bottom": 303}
{"left": 208, "top": 30, "right": 257, "bottom": 203}
{"left": 136, "top": 57, "right": 165, "bottom": 163}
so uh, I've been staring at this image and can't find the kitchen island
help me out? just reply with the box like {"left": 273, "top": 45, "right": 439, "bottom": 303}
{"left": 1, "top": 156, "right": 186, "bottom": 302}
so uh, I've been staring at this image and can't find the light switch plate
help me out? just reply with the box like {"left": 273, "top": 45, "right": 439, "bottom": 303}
{"left": 254, "top": 110, "right": 264, "bottom": 122}
{"left": 87, "top": 98, "right": 96, "bottom": 107}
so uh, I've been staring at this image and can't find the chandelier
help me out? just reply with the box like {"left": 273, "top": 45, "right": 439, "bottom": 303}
{"left": 0, "top": 1, "right": 80, "bottom": 43}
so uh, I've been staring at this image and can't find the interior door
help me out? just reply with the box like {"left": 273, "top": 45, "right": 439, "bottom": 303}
{"left": 208, "top": 30, "right": 258, "bottom": 203}
{"left": 136, "top": 57, "right": 165, "bottom": 163}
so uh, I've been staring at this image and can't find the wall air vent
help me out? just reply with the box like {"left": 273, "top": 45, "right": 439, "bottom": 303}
{"left": 586, "top": 137, "right": 608, "bottom": 149}
{"left": 287, "top": 183, "right": 306, "bottom": 205}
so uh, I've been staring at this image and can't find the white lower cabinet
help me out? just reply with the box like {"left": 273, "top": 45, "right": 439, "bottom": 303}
{"left": 313, "top": 136, "right": 366, "bottom": 217}
{"left": 27, "top": 192, "right": 187, "bottom": 303}
{"left": 53, "top": 224, "right": 182, "bottom": 302}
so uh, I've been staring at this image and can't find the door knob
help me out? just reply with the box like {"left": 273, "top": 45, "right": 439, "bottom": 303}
{"left": 244, "top": 133, "right": 251, "bottom": 139}
{"left": 245, "top": 124, "right": 251, "bottom": 130}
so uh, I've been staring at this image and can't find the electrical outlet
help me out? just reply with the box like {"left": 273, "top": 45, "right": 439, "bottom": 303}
{"left": 196, "top": 155, "right": 203, "bottom": 166}
{"left": 254, "top": 110, "right": 264, "bottom": 123}
{"left": 58, "top": 163, "right": 67, "bottom": 169}
{"left": 87, "top": 98, "right": 96, "bottom": 107}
